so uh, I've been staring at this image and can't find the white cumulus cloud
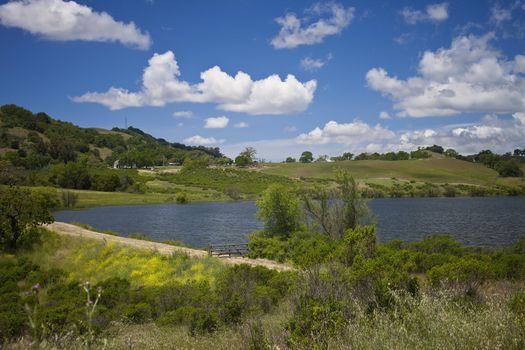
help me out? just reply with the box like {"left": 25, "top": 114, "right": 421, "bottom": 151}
{"left": 204, "top": 116, "right": 229, "bottom": 129}
{"left": 296, "top": 120, "right": 395, "bottom": 145}
{"left": 73, "top": 51, "right": 316, "bottom": 115}
{"left": 183, "top": 135, "right": 224, "bottom": 146}
{"left": 222, "top": 113, "right": 525, "bottom": 161}
{"left": 366, "top": 32, "right": 525, "bottom": 117}
{"left": 301, "top": 57, "right": 325, "bottom": 71}
{"left": 400, "top": 2, "right": 449, "bottom": 24}
{"left": 396, "top": 113, "right": 525, "bottom": 154}
{"left": 0, "top": 0, "right": 151, "bottom": 49}
{"left": 271, "top": 2, "right": 354, "bottom": 49}
{"left": 234, "top": 122, "right": 249, "bottom": 128}
{"left": 172, "top": 111, "right": 193, "bottom": 119}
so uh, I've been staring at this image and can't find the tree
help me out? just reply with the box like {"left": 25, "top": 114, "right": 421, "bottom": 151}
{"left": 256, "top": 184, "right": 302, "bottom": 239}
{"left": 425, "top": 145, "right": 444, "bottom": 154}
{"left": 495, "top": 159, "right": 524, "bottom": 177}
{"left": 444, "top": 148, "right": 458, "bottom": 158}
{"left": 340, "top": 152, "right": 353, "bottom": 160}
{"left": 302, "top": 170, "right": 368, "bottom": 240}
{"left": 285, "top": 157, "right": 296, "bottom": 163}
{"left": 0, "top": 186, "right": 58, "bottom": 251}
{"left": 299, "top": 151, "right": 313, "bottom": 163}
{"left": 235, "top": 154, "right": 252, "bottom": 167}
{"left": 240, "top": 147, "right": 257, "bottom": 159}
{"left": 51, "top": 161, "right": 91, "bottom": 189}
{"left": 513, "top": 149, "right": 525, "bottom": 157}
{"left": 337, "top": 170, "right": 367, "bottom": 231}
{"left": 182, "top": 155, "right": 209, "bottom": 171}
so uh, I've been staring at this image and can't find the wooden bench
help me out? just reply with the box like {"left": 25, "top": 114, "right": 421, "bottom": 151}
{"left": 208, "top": 243, "right": 249, "bottom": 257}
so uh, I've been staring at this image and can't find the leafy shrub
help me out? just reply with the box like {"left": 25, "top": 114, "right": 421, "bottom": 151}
{"left": 189, "top": 311, "right": 220, "bottom": 335}
{"left": 334, "top": 225, "right": 377, "bottom": 266}
{"left": 124, "top": 303, "right": 152, "bottom": 323}
{"left": 286, "top": 296, "right": 347, "bottom": 349}
{"left": 247, "top": 231, "right": 289, "bottom": 262}
{"left": 427, "top": 258, "right": 493, "bottom": 297}
{"left": 176, "top": 191, "right": 188, "bottom": 204}
{"left": 224, "top": 185, "right": 241, "bottom": 200}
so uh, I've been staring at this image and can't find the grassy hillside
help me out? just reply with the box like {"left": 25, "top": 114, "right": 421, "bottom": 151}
{"left": 260, "top": 158, "right": 518, "bottom": 186}
{"left": 0, "top": 104, "right": 223, "bottom": 169}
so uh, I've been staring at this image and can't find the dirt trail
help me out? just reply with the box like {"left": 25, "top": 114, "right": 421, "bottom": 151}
{"left": 45, "top": 222, "right": 293, "bottom": 272}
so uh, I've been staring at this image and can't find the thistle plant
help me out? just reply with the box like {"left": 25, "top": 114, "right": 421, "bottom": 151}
{"left": 82, "top": 281, "right": 103, "bottom": 349}
{"left": 25, "top": 282, "right": 42, "bottom": 342}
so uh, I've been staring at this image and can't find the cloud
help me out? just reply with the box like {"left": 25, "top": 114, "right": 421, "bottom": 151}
{"left": 301, "top": 57, "right": 325, "bottom": 71}
{"left": 73, "top": 51, "right": 317, "bottom": 115}
{"left": 234, "top": 121, "right": 249, "bottom": 128}
{"left": 0, "top": 0, "right": 151, "bottom": 49}
{"left": 379, "top": 111, "right": 392, "bottom": 120}
{"left": 172, "top": 111, "right": 193, "bottom": 119}
{"left": 490, "top": 5, "right": 512, "bottom": 24}
{"left": 284, "top": 126, "right": 298, "bottom": 132}
{"left": 204, "top": 116, "right": 229, "bottom": 128}
{"left": 221, "top": 114, "right": 525, "bottom": 161}
{"left": 396, "top": 113, "right": 525, "bottom": 154}
{"left": 301, "top": 54, "right": 333, "bottom": 71}
{"left": 400, "top": 2, "right": 449, "bottom": 24}
{"left": 183, "top": 135, "right": 224, "bottom": 146}
{"left": 366, "top": 32, "right": 525, "bottom": 117}
{"left": 271, "top": 2, "right": 354, "bottom": 49}
{"left": 393, "top": 32, "right": 415, "bottom": 45}
{"left": 296, "top": 120, "right": 395, "bottom": 145}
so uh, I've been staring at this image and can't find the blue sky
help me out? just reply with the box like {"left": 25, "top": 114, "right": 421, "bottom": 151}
{"left": 0, "top": 0, "right": 524, "bottom": 161}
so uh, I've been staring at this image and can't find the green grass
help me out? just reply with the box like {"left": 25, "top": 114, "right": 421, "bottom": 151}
{"left": 63, "top": 188, "right": 182, "bottom": 207}
{"left": 160, "top": 167, "right": 297, "bottom": 198}
{"left": 32, "top": 229, "right": 225, "bottom": 287}
{"left": 260, "top": 158, "right": 505, "bottom": 186}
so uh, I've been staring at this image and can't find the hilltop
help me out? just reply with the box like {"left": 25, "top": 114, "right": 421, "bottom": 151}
{"left": 0, "top": 104, "right": 223, "bottom": 168}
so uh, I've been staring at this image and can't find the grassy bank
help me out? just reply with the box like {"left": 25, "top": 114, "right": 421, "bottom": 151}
{"left": 260, "top": 158, "right": 512, "bottom": 185}
{"left": 2, "top": 228, "right": 525, "bottom": 349}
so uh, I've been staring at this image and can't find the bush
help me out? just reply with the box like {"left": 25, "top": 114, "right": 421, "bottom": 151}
{"left": 334, "top": 225, "right": 377, "bottom": 266}
{"left": 286, "top": 296, "right": 347, "bottom": 349}
{"left": 124, "top": 303, "right": 152, "bottom": 323}
{"left": 247, "top": 231, "right": 289, "bottom": 262}
{"left": 224, "top": 186, "right": 241, "bottom": 200}
{"left": 427, "top": 258, "right": 493, "bottom": 297}
{"left": 189, "top": 311, "right": 220, "bottom": 335}
{"left": 175, "top": 192, "right": 188, "bottom": 204}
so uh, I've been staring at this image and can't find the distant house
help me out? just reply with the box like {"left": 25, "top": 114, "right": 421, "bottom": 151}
{"left": 113, "top": 160, "right": 120, "bottom": 169}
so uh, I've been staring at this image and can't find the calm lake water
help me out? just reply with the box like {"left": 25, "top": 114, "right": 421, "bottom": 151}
{"left": 55, "top": 197, "right": 525, "bottom": 248}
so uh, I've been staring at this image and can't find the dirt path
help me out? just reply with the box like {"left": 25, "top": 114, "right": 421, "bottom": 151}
{"left": 45, "top": 222, "right": 293, "bottom": 272}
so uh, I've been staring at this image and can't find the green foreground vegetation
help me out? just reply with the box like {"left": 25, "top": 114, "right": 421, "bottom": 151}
{"left": 2, "top": 180, "right": 525, "bottom": 349}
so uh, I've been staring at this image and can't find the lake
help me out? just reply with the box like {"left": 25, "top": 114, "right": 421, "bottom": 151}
{"left": 54, "top": 197, "right": 525, "bottom": 248}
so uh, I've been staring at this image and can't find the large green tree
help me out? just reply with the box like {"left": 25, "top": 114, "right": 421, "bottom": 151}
{"left": 256, "top": 184, "right": 302, "bottom": 239}
{"left": 0, "top": 186, "right": 58, "bottom": 251}
{"left": 299, "top": 151, "right": 313, "bottom": 163}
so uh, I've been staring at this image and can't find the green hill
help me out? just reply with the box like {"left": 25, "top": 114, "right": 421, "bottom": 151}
{"left": 0, "top": 104, "right": 223, "bottom": 168}
{"left": 261, "top": 158, "right": 499, "bottom": 185}
{"left": 1, "top": 104, "right": 523, "bottom": 203}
